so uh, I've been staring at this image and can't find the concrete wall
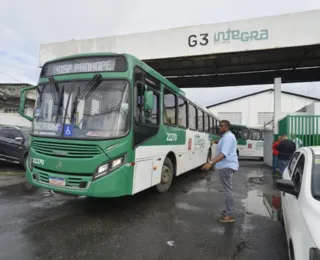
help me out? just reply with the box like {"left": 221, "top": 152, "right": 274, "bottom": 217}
{"left": 208, "top": 91, "right": 316, "bottom": 126}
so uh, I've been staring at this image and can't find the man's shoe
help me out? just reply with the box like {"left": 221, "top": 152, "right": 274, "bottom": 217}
{"left": 218, "top": 215, "right": 235, "bottom": 223}
{"left": 220, "top": 209, "right": 227, "bottom": 215}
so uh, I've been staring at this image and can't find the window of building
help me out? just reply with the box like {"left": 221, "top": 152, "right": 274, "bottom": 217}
{"left": 257, "top": 112, "right": 274, "bottom": 125}
{"left": 188, "top": 104, "right": 196, "bottom": 130}
{"left": 178, "top": 97, "right": 187, "bottom": 128}
{"left": 163, "top": 88, "right": 176, "bottom": 126}
{"left": 217, "top": 112, "right": 242, "bottom": 125}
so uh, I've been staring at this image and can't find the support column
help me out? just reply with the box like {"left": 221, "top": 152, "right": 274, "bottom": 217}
{"left": 273, "top": 77, "right": 281, "bottom": 135}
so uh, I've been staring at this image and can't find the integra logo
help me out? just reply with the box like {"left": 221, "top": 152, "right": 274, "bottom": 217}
{"left": 188, "top": 28, "right": 269, "bottom": 47}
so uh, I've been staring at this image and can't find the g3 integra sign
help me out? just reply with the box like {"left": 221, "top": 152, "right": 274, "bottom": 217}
{"left": 41, "top": 56, "right": 128, "bottom": 76}
{"left": 188, "top": 28, "right": 269, "bottom": 47}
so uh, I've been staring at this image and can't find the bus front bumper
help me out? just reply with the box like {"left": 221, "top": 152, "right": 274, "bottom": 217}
{"left": 26, "top": 166, "right": 130, "bottom": 198}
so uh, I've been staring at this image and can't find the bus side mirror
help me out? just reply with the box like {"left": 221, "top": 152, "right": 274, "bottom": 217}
{"left": 19, "top": 85, "right": 37, "bottom": 122}
{"left": 144, "top": 91, "right": 154, "bottom": 111}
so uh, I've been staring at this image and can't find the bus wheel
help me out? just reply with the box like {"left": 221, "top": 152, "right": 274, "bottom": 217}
{"left": 156, "top": 157, "right": 174, "bottom": 193}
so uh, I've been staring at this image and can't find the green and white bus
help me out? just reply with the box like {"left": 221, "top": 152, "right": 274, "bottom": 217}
{"left": 230, "top": 124, "right": 264, "bottom": 159}
{"left": 19, "top": 53, "right": 220, "bottom": 197}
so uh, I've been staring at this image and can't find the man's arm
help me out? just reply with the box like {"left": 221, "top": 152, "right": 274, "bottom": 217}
{"left": 276, "top": 142, "right": 283, "bottom": 152}
{"left": 272, "top": 142, "right": 278, "bottom": 150}
{"left": 209, "top": 135, "right": 232, "bottom": 164}
{"left": 210, "top": 153, "right": 225, "bottom": 165}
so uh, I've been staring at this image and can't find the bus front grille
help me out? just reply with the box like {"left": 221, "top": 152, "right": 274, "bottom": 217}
{"left": 37, "top": 171, "right": 89, "bottom": 188}
{"left": 32, "top": 141, "right": 102, "bottom": 159}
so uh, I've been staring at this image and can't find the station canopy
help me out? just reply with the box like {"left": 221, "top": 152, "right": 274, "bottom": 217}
{"left": 39, "top": 10, "right": 320, "bottom": 88}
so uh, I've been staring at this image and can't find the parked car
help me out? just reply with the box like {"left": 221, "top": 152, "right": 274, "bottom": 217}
{"left": 0, "top": 126, "right": 30, "bottom": 168}
{"left": 276, "top": 146, "right": 320, "bottom": 260}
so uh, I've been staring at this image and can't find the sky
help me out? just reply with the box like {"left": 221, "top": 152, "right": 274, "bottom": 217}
{"left": 1, "top": 0, "right": 320, "bottom": 106}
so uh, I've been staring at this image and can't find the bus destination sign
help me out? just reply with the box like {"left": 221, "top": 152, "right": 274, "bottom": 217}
{"left": 42, "top": 56, "right": 127, "bottom": 76}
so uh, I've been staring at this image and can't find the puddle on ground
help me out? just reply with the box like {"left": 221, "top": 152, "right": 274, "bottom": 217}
{"left": 186, "top": 179, "right": 220, "bottom": 195}
{"left": 247, "top": 170, "right": 264, "bottom": 185}
{"left": 175, "top": 202, "right": 203, "bottom": 211}
{"left": 241, "top": 189, "right": 270, "bottom": 217}
{"left": 211, "top": 225, "right": 225, "bottom": 234}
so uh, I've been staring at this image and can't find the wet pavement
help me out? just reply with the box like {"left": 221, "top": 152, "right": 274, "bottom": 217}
{"left": 0, "top": 160, "right": 288, "bottom": 260}
{"left": 0, "top": 163, "right": 25, "bottom": 187}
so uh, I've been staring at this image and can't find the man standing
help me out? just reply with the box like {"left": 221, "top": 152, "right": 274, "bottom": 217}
{"left": 202, "top": 120, "right": 239, "bottom": 223}
{"left": 272, "top": 136, "right": 282, "bottom": 174}
{"left": 276, "top": 134, "right": 296, "bottom": 176}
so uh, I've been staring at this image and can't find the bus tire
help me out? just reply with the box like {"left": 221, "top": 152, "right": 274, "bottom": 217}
{"left": 156, "top": 157, "right": 174, "bottom": 193}
{"left": 21, "top": 153, "right": 28, "bottom": 170}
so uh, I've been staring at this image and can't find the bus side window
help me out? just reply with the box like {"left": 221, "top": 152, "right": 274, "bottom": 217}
{"left": 135, "top": 82, "right": 159, "bottom": 125}
{"left": 204, "top": 114, "right": 209, "bottom": 133}
{"left": 231, "top": 128, "right": 239, "bottom": 138}
{"left": 178, "top": 97, "right": 187, "bottom": 128}
{"left": 163, "top": 88, "right": 177, "bottom": 126}
{"left": 215, "top": 120, "right": 220, "bottom": 134}
{"left": 249, "top": 129, "right": 260, "bottom": 140}
{"left": 239, "top": 128, "right": 248, "bottom": 139}
{"left": 198, "top": 109, "right": 204, "bottom": 132}
{"left": 209, "top": 116, "right": 214, "bottom": 134}
{"left": 188, "top": 104, "right": 197, "bottom": 130}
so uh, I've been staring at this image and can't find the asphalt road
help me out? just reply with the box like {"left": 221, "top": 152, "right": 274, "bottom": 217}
{"left": 0, "top": 160, "right": 289, "bottom": 260}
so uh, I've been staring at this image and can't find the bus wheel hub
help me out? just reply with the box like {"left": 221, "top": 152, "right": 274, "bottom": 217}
{"left": 161, "top": 166, "right": 171, "bottom": 184}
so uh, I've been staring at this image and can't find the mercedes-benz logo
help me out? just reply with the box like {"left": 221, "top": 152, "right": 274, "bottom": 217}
{"left": 56, "top": 161, "right": 62, "bottom": 169}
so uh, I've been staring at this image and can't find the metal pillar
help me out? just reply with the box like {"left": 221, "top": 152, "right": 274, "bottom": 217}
{"left": 274, "top": 78, "right": 281, "bottom": 135}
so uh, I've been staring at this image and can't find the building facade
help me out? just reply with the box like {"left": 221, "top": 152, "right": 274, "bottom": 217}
{"left": 0, "top": 84, "right": 35, "bottom": 127}
{"left": 207, "top": 89, "right": 319, "bottom": 127}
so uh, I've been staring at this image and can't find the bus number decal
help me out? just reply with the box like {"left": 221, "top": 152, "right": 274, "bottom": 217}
{"left": 166, "top": 133, "right": 177, "bottom": 142}
{"left": 33, "top": 158, "right": 44, "bottom": 165}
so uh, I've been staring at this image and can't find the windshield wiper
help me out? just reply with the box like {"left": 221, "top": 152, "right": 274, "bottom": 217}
{"left": 48, "top": 77, "right": 60, "bottom": 105}
{"left": 70, "top": 74, "right": 102, "bottom": 124}
{"left": 61, "top": 91, "right": 72, "bottom": 137}
{"left": 55, "top": 86, "right": 65, "bottom": 124}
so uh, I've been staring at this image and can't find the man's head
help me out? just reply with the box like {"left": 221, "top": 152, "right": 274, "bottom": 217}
{"left": 278, "top": 136, "right": 282, "bottom": 141}
{"left": 218, "top": 120, "right": 231, "bottom": 134}
{"left": 281, "top": 133, "right": 288, "bottom": 140}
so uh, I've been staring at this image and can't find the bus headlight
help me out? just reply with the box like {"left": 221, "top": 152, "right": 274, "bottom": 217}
{"left": 310, "top": 248, "right": 320, "bottom": 260}
{"left": 28, "top": 155, "right": 33, "bottom": 170}
{"left": 93, "top": 155, "right": 126, "bottom": 180}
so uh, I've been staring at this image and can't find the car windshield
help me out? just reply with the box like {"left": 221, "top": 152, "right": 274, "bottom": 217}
{"left": 312, "top": 155, "right": 320, "bottom": 200}
{"left": 32, "top": 79, "right": 130, "bottom": 139}
{"left": 21, "top": 129, "right": 30, "bottom": 139}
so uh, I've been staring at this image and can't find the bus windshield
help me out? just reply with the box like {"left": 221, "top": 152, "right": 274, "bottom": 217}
{"left": 32, "top": 80, "right": 130, "bottom": 139}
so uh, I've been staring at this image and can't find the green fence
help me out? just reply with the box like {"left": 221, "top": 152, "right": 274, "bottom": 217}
{"left": 278, "top": 115, "right": 320, "bottom": 146}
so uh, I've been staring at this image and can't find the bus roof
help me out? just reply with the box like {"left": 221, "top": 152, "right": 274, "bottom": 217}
{"left": 231, "top": 124, "right": 248, "bottom": 128}
{"left": 41, "top": 52, "right": 218, "bottom": 119}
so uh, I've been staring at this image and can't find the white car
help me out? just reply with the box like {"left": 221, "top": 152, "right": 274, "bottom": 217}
{"left": 276, "top": 146, "right": 320, "bottom": 260}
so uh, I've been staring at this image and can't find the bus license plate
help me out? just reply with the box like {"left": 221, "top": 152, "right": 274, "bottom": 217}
{"left": 49, "top": 177, "right": 65, "bottom": 186}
